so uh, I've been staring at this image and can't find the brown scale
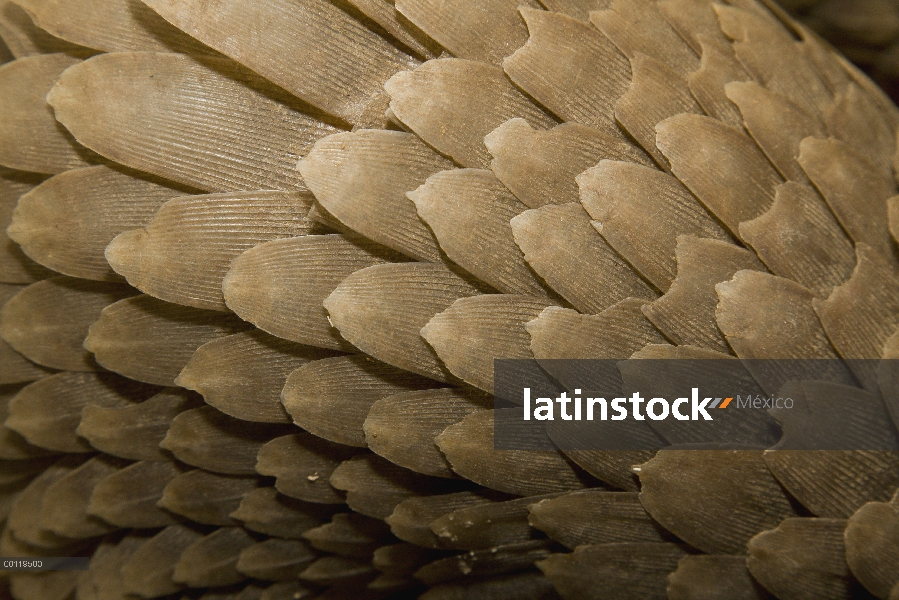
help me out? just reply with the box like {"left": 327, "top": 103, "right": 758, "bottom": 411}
{"left": 0, "top": 0, "right": 897, "bottom": 597}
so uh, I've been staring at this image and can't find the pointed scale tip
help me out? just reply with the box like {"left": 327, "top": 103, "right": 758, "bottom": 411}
{"left": 104, "top": 228, "right": 145, "bottom": 287}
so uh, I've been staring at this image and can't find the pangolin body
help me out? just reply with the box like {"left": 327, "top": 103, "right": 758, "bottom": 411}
{"left": 0, "top": 0, "right": 898, "bottom": 599}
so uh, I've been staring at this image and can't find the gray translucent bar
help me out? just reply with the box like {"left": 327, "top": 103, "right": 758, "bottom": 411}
{"left": 0, "top": 557, "right": 90, "bottom": 570}
{"left": 494, "top": 359, "right": 899, "bottom": 450}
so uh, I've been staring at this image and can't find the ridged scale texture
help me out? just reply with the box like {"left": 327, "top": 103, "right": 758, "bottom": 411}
{"left": 2, "top": 0, "right": 899, "bottom": 599}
